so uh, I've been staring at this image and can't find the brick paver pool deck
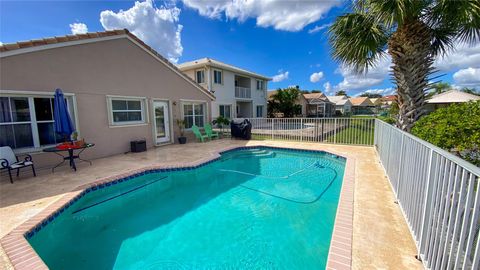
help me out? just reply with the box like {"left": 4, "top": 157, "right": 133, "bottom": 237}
{"left": 0, "top": 140, "right": 423, "bottom": 269}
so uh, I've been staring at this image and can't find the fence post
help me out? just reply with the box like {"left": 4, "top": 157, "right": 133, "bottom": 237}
{"left": 418, "top": 148, "right": 435, "bottom": 260}
{"left": 300, "top": 118, "right": 303, "bottom": 142}
{"left": 395, "top": 134, "right": 405, "bottom": 199}
{"left": 334, "top": 118, "right": 337, "bottom": 144}
{"left": 271, "top": 119, "right": 274, "bottom": 140}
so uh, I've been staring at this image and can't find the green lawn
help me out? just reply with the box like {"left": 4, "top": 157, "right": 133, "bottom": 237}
{"left": 329, "top": 119, "right": 375, "bottom": 145}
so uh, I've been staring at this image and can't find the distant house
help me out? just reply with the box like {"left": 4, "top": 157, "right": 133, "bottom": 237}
{"left": 0, "top": 29, "right": 215, "bottom": 168}
{"left": 327, "top": 95, "right": 352, "bottom": 115}
{"left": 370, "top": 98, "right": 383, "bottom": 114}
{"left": 303, "top": 93, "right": 335, "bottom": 117}
{"left": 381, "top": 95, "right": 397, "bottom": 106}
{"left": 178, "top": 58, "right": 271, "bottom": 119}
{"left": 425, "top": 90, "right": 480, "bottom": 112}
{"left": 349, "top": 97, "right": 375, "bottom": 115}
{"left": 267, "top": 90, "right": 308, "bottom": 117}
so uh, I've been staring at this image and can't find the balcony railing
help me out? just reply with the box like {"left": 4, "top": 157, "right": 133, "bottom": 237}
{"left": 235, "top": 87, "right": 251, "bottom": 99}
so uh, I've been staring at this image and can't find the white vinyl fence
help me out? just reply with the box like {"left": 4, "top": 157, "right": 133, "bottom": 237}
{"left": 247, "top": 118, "right": 375, "bottom": 145}
{"left": 375, "top": 119, "right": 480, "bottom": 270}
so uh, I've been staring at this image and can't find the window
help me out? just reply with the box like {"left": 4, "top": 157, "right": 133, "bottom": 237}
{"left": 183, "top": 102, "right": 206, "bottom": 128}
{"left": 219, "top": 105, "right": 231, "bottom": 119}
{"left": 256, "top": 80, "right": 264, "bottom": 90}
{"left": 196, "top": 70, "right": 205, "bottom": 84}
{"left": 256, "top": 105, "right": 264, "bottom": 117}
{"left": 0, "top": 95, "right": 75, "bottom": 150}
{"left": 108, "top": 97, "right": 146, "bottom": 125}
{"left": 214, "top": 70, "right": 222, "bottom": 84}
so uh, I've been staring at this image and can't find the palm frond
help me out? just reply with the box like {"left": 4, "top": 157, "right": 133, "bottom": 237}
{"left": 328, "top": 13, "right": 389, "bottom": 73}
{"left": 429, "top": 0, "right": 480, "bottom": 55}
{"left": 356, "top": 0, "right": 429, "bottom": 27}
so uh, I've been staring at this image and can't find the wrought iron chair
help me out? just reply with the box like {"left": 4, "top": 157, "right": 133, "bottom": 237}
{"left": 0, "top": 146, "right": 36, "bottom": 183}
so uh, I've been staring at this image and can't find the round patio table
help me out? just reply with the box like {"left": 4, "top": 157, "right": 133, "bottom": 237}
{"left": 43, "top": 143, "right": 95, "bottom": 172}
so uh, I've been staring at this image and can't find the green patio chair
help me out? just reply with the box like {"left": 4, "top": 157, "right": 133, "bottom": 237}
{"left": 204, "top": 123, "right": 219, "bottom": 140}
{"left": 191, "top": 125, "right": 209, "bottom": 142}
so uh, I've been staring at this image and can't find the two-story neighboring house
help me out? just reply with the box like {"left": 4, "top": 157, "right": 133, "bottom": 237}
{"left": 177, "top": 58, "right": 271, "bottom": 119}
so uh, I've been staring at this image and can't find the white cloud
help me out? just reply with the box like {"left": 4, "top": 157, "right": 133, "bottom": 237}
{"left": 453, "top": 67, "right": 480, "bottom": 88}
{"left": 435, "top": 41, "right": 480, "bottom": 71}
{"left": 335, "top": 55, "right": 392, "bottom": 91}
{"left": 100, "top": 0, "right": 183, "bottom": 63}
{"left": 69, "top": 23, "right": 88, "bottom": 34}
{"left": 308, "top": 23, "right": 332, "bottom": 34}
{"left": 324, "top": 82, "right": 333, "bottom": 94}
{"left": 310, "top": 71, "right": 324, "bottom": 83}
{"left": 181, "top": 0, "right": 341, "bottom": 31}
{"left": 355, "top": 88, "right": 394, "bottom": 97}
{"left": 272, "top": 71, "right": 289, "bottom": 82}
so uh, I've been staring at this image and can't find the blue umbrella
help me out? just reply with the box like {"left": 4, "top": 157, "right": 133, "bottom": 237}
{"left": 53, "top": 88, "right": 75, "bottom": 141}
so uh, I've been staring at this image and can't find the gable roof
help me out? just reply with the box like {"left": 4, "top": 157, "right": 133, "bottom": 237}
{"left": 350, "top": 97, "right": 374, "bottom": 106}
{"left": 382, "top": 95, "right": 397, "bottom": 102}
{"left": 370, "top": 98, "right": 383, "bottom": 105}
{"left": 303, "top": 93, "right": 333, "bottom": 104}
{"left": 426, "top": 89, "right": 480, "bottom": 104}
{"left": 326, "top": 95, "right": 348, "bottom": 103}
{"left": 177, "top": 58, "right": 271, "bottom": 81}
{"left": 0, "top": 29, "right": 215, "bottom": 100}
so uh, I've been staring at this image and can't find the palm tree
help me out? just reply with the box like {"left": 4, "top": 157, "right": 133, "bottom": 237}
{"left": 329, "top": 0, "right": 480, "bottom": 131}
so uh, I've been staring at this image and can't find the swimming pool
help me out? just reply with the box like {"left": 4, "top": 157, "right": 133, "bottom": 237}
{"left": 27, "top": 147, "right": 346, "bottom": 269}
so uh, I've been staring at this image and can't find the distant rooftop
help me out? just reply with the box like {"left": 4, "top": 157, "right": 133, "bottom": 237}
{"left": 350, "top": 97, "right": 374, "bottom": 106}
{"left": 427, "top": 89, "right": 480, "bottom": 104}
{"left": 177, "top": 58, "right": 271, "bottom": 81}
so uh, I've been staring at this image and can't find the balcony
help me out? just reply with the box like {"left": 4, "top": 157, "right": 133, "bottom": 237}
{"left": 235, "top": 86, "right": 251, "bottom": 99}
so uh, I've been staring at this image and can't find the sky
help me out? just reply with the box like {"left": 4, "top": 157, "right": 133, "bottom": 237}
{"left": 1, "top": 0, "right": 479, "bottom": 97}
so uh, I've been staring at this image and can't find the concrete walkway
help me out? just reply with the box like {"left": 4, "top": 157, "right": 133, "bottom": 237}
{"left": 0, "top": 140, "right": 422, "bottom": 269}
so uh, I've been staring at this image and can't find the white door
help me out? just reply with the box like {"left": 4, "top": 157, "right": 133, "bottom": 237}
{"left": 153, "top": 101, "right": 170, "bottom": 144}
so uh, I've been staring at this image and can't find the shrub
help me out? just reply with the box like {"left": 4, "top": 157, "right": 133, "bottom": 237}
{"left": 411, "top": 101, "right": 480, "bottom": 166}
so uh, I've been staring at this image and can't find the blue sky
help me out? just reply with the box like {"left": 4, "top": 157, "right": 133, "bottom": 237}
{"left": 1, "top": 0, "right": 479, "bottom": 96}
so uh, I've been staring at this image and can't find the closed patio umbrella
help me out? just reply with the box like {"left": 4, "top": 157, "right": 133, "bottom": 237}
{"left": 53, "top": 88, "right": 75, "bottom": 141}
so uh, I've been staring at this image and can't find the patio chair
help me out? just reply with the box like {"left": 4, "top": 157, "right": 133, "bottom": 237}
{"left": 191, "top": 125, "right": 209, "bottom": 142}
{"left": 0, "top": 146, "right": 36, "bottom": 183}
{"left": 204, "top": 123, "right": 219, "bottom": 140}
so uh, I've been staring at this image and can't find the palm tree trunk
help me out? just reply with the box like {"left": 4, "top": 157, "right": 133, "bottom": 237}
{"left": 388, "top": 20, "right": 434, "bottom": 132}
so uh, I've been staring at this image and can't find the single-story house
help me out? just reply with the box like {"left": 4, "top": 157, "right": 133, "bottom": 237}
{"left": 303, "top": 93, "right": 335, "bottom": 117}
{"left": 0, "top": 29, "right": 215, "bottom": 169}
{"left": 349, "top": 97, "right": 375, "bottom": 115}
{"left": 381, "top": 95, "right": 397, "bottom": 106}
{"left": 425, "top": 89, "right": 480, "bottom": 112}
{"left": 326, "top": 95, "right": 352, "bottom": 115}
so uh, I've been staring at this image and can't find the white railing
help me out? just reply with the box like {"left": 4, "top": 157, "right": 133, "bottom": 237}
{"left": 374, "top": 119, "right": 480, "bottom": 270}
{"left": 235, "top": 87, "right": 251, "bottom": 99}
{"left": 247, "top": 117, "right": 375, "bottom": 145}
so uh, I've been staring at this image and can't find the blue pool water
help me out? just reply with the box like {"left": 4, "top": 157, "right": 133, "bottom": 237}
{"left": 28, "top": 147, "right": 346, "bottom": 269}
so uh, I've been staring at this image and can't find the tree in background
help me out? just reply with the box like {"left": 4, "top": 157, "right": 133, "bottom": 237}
{"left": 335, "top": 90, "right": 349, "bottom": 97}
{"left": 268, "top": 87, "right": 302, "bottom": 118}
{"left": 412, "top": 101, "right": 480, "bottom": 166}
{"left": 461, "top": 87, "right": 480, "bottom": 96}
{"left": 329, "top": 0, "right": 480, "bottom": 132}
{"left": 359, "top": 93, "right": 382, "bottom": 98}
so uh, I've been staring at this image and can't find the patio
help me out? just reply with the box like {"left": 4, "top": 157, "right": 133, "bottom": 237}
{"left": 0, "top": 139, "right": 422, "bottom": 269}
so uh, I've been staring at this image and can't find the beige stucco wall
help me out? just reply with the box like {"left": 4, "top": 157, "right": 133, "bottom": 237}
{"left": 0, "top": 37, "right": 212, "bottom": 169}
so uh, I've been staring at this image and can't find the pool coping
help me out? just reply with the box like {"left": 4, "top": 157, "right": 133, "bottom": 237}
{"left": 0, "top": 144, "right": 355, "bottom": 270}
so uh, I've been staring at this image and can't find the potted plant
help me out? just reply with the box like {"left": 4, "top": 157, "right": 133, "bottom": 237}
{"left": 176, "top": 119, "right": 187, "bottom": 144}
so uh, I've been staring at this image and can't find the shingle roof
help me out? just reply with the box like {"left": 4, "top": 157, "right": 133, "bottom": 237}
{"left": 326, "top": 95, "right": 348, "bottom": 103}
{"left": 381, "top": 95, "right": 397, "bottom": 102}
{"left": 303, "top": 93, "right": 333, "bottom": 104}
{"left": 427, "top": 90, "right": 480, "bottom": 104}
{"left": 0, "top": 29, "right": 215, "bottom": 100}
{"left": 349, "top": 97, "right": 374, "bottom": 106}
